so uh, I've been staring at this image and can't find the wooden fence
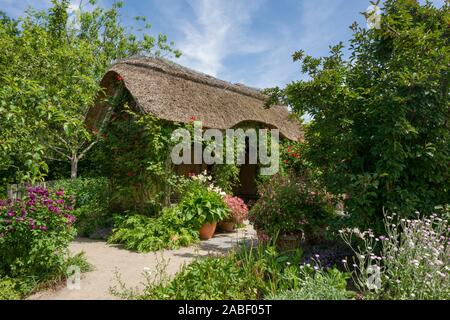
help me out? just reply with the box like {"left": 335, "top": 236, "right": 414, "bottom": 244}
{"left": 6, "top": 181, "right": 56, "bottom": 200}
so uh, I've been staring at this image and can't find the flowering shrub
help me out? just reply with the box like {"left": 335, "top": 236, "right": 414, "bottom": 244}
{"left": 189, "top": 170, "right": 227, "bottom": 197}
{"left": 340, "top": 211, "right": 450, "bottom": 300}
{"left": 249, "top": 173, "right": 336, "bottom": 243}
{"left": 0, "top": 186, "right": 76, "bottom": 277}
{"left": 223, "top": 196, "right": 248, "bottom": 224}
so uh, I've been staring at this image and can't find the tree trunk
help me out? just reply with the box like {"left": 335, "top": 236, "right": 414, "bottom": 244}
{"left": 71, "top": 156, "right": 78, "bottom": 180}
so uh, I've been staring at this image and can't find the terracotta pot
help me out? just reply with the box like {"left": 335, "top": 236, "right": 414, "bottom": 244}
{"left": 199, "top": 222, "right": 217, "bottom": 240}
{"left": 218, "top": 221, "right": 235, "bottom": 232}
{"left": 276, "top": 234, "right": 302, "bottom": 251}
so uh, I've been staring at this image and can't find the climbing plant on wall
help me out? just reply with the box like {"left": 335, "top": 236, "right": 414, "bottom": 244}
{"left": 95, "top": 82, "right": 183, "bottom": 215}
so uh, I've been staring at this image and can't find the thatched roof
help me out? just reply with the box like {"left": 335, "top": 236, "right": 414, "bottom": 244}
{"left": 88, "top": 56, "right": 303, "bottom": 141}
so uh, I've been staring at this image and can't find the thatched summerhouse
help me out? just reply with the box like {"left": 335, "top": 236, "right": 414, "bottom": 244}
{"left": 87, "top": 56, "right": 303, "bottom": 203}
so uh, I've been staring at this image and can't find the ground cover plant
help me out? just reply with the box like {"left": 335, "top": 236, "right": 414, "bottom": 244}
{"left": 107, "top": 207, "right": 199, "bottom": 252}
{"left": 111, "top": 243, "right": 354, "bottom": 300}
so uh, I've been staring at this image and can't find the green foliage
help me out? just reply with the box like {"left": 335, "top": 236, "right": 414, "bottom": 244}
{"left": 108, "top": 207, "right": 199, "bottom": 253}
{"left": 249, "top": 172, "right": 336, "bottom": 242}
{"left": 96, "top": 92, "right": 181, "bottom": 214}
{"left": 0, "top": 0, "right": 181, "bottom": 185}
{"left": 268, "top": 268, "right": 354, "bottom": 300}
{"left": 178, "top": 181, "right": 230, "bottom": 229}
{"left": 0, "top": 252, "right": 91, "bottom": 300}
{"left": 0, "top": 187, "right": 76, "bottom": 278}
{"left": 212, "top": 164, "right": 240, "bottom": 194}
{"left": 108, "top": 179, "right": 230, "bottom": 253}
{"left": 270, "top": 0, "right": 450, "bottom": 229}
{"left": 123, "top": 244, "right": 306, "bottom": 300}
{"left": 0, "top": 277, "right": 21, "bottom": 300}
{"left": 51, "top": 178, "right": 111, "bottom": 236}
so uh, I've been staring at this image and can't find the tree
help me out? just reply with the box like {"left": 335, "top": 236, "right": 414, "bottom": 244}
{"left": 0, "top": 0, "right": 181, "bottom": 184}
{"left": 269, "top": 0, "right": 449, "bottom": 229}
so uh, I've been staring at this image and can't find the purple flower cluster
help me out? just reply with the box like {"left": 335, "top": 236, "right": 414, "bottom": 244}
{"left": 0, "top": 186, "right": 75, "bottom": 236}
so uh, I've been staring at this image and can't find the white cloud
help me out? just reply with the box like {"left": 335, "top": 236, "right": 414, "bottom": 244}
{"left": 233, "top": 0, "right": 348, "bottom": 89}
{"left": 165, "top": 0, "right": 270, "bottom": 77}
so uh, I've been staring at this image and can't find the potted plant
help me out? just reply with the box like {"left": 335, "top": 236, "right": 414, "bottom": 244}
{"left": 219, "top": 196, "right": 248, "bottom": 232}
{"left": 179, "top": 178, "right": 230, "bottom": 240}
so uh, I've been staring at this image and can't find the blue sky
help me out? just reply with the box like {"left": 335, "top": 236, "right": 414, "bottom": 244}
{"left": 0, "top": 0, "right": 446, "bottom": 89}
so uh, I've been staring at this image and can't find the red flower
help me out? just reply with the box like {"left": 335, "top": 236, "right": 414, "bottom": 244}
{"left": 127, "top": 171, "right": 136, "bottom": 177}
{"left": 116, "top": 75, "right": 124, "bottom": 81}
{"left": 284, "top": 160, "right": 289, "bottom": 165}
{"left": 190, "top": 116, "right": 197, "bottom": 121}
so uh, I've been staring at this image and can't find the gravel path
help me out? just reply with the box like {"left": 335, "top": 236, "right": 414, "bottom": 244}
{"left": 29, "top": 225, "right": 256, "bottom": 300}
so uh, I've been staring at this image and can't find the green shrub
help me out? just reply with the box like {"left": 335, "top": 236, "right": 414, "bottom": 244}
{"left": 0, "top": 186, "right": 76, "bottom": 278}
{"left": 270, "top": 0, "right": 450, "bottom": 230}
{"left": 0, "top": 277, "right": 21, "bottom": 300}
{"left": 51, "top": 178, "right": 111, "bottom": 237}
{"left": 341, "top": 210, "right": 450, "bottom": 300}
{"left": 268, "top": 268, "right": 354, "bottom": 300}
{"left": 108, "top": 207, "right": 199, "bottom": 252}
{"left": 249, "top": 173, "right": 336, "bottom": 242}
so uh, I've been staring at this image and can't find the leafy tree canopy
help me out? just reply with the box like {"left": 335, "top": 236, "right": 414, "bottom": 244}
{"left": 268, "top": 0, "right": 449, "bottom": 229}
{"left": 0, "top": 0, "right": 181, "bottom": 188}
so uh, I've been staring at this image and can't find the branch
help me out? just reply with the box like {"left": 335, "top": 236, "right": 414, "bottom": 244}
{"left": 44, "top": 155, "right": 67, "bottom": 162}
{"left": 78, "top": 139, "right": 98, "bottom": 161}
{"left": 56, "top": 135, "right": 71, "bottom": 148}
{"left": 48, "top": 145, "right": 72, "bottom": 160}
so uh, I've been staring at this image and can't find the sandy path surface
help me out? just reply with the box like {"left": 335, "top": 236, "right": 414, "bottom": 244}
{"left": 28, "top": 225, "right": 255, "bottom": 300}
